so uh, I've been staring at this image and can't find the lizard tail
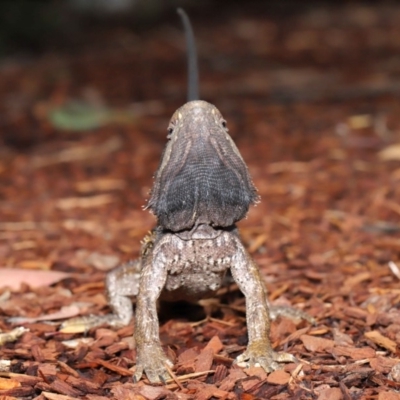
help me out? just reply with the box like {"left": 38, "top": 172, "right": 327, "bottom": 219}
{"left": 177, "top": 8, "right": 199, "bottom": 101}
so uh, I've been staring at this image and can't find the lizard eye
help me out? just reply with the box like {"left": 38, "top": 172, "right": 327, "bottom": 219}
{"left": 221, "top": 120, "right": 228, "bottom": 130}
{"left": 167, "top": 126, "right": 174, "bottom": 139}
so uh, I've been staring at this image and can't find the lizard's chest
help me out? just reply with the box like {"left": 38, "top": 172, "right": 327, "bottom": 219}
{"left": 157, "top": 231, "right": 237, "bottom": 300}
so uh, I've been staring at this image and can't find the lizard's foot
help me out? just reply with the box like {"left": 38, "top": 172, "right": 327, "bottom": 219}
{"left": 60, "top": 314, "right": 125, "bottom": 333}
{"left": 134, "top": 343, "right": 173, "bottom": 384}
{"left": 269, "top": 305, "right": 315, "bottom": 324}
{"left": 234, "top": 340, "right": 296, "bottom": 372}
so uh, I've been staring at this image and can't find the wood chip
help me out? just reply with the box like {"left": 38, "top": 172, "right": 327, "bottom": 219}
{"left": 266, "top": 370, "right": 291, "bottom": 385}
{"left": 203, "top": 335, "right": 224, "bottom": 355}
{"left": 49, "top": 379, "right": 83, "bottom": 397}
{"left": 332, "top": 346, "right": 376, "bottom": 360}
{"left": 316, "top": 387, "right": 343, "bottom": 400}
{"left": 369, "top": 357, "right": 399, "bottom": 374}
{"left": 42, "top": 392, "right": 80, "bottom": 400}
{"left": 195, "top": 348, "right": 214, "bottom": 374}
{"left": 219, "top": 368, "right": 247, "bottom": 392}
{"left": 365, "top": 330, "right": 397, "bottom": 353}
{"left": 0, "top": 377, "right": 21, "bottom": 390}
{"left": 95, "top": 359, "right": 132, "bottom": 376}
{"left": 378, "top": 392, "right": 400, "bottom": 400}
{"left": 300, "top": 334, "right": 334, "bottom": 352}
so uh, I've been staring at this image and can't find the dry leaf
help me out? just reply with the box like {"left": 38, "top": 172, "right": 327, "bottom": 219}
{"left": 0, "top": 269, "right": 69, "bottom": 290}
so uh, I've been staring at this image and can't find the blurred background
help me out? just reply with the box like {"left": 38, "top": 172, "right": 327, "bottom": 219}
{"left": 1, "top": 0, "right": 400, "bottom": 149}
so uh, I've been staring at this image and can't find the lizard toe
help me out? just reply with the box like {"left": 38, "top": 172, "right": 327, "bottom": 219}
{"left": 133, "top": 365, "right": 144, "bottom": 384}
{"left": 272, "top": 351, "right": 297, "bottom": 364}
{"left": 144, "top": 364, "right": 172, "bottom": 384}
{"left": 234, "top": 340, "right": 297, "bottom": 373}
{"left": 234, "top": 352, "right": 278, "bottom": 372}
{"left": 135, "top": 343, "right": 173, "bottom": 383}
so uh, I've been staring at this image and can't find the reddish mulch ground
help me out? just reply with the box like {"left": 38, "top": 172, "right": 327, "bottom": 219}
{"left": 1, "top": 2, "right": 400, "bottom": 399}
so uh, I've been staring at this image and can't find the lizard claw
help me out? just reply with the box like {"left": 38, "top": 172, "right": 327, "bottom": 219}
{"left": 134, "top": 343, "right": 173, "bottom": 384}
{"left": 133, "top": 362, "right": 172, "bottom": 384}
{"left": 132, "top": 368, "right": 141, "bottom": 384}
{"left": 234, "top": 340, "right": 297, "bottom": 373}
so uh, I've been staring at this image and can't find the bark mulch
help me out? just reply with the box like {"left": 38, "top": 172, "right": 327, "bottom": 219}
{"left": 0, "top": 2, "right": 400, "bottom": 399}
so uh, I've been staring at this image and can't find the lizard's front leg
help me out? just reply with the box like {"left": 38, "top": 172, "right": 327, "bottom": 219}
{"left": 134, "top": 250, "right": 172, "bottom": 383}
{"left": 230, "top": 237, "right": 296, "bottom": 372}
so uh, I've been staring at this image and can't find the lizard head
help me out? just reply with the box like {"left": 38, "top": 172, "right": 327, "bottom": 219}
{"left": 147, "top": 100, "right": 259, "bottom": 232}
